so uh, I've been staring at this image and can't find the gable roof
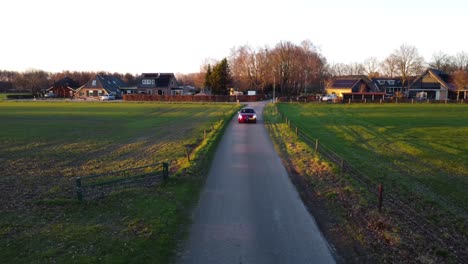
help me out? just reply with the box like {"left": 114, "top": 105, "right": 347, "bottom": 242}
{"left": 77, "top": 75, "right": 128, "bottom": 94}
{"left": 46, "top": 77, "right": 80, "bottom": 91}
{"left": 328, "top": 75, "right": 380, "bottom": 92}
{"left": 409, "top": 68, "right": 454, "bottom": 90}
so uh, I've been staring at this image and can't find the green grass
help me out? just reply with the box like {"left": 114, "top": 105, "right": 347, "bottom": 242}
{"left": 0, "top": 101, "right": 241, "bottom": 263}
{"left": 0, "top": 93, "right": 33, "bottom": 100}
{"left": 264, "top": 103, "right": 468, "bottom": 262}
{"left": 275, "top": 103, "right": 468, "bottom": 215}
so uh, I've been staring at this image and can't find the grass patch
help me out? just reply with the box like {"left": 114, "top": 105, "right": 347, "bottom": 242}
{"left": 0, "top": 101, "right": 241, "bottom": 263}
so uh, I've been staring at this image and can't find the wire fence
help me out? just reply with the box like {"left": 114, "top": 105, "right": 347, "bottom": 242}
{"left": 273, "top": 107, "right": 467, "bottom": 263}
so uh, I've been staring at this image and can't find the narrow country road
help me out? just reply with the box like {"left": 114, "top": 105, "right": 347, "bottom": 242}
{"left": 178, "top": 101, "right": 335, "bottom": 264}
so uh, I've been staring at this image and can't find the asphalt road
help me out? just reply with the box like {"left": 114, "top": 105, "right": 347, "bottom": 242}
{"left": 178, "top": 101, "right": 335, "bottom": 264}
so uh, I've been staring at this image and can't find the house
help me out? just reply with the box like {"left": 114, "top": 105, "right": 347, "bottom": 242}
{"left": 408, "top": 68, "right": 468, "bottom": 100}
{"left": 326, "top": 75, "right": 383, "bottom": 99}
{"left": 372, "top": 78, "right": 404, "bottom": 97}
{"left": 45, "top": 77, "right": 80, "bottom": 98}
{"left": 74, "top": 75, "right": 128, "bottom": 99}
{"left": 407, "top": 68, "right": 451, "bottom": 100}
{"left": 137, "top": 73, "right": 178, "bottom": 95}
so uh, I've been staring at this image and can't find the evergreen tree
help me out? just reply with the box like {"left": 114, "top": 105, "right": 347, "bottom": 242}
{"left": 211, "top": 58, "right": 231, "bottom": 95}
{"left": 203, "top": 64, "right": 212, "bottom": 91}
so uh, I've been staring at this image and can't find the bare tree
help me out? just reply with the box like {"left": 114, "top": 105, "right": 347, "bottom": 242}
{"left": 429, "top": 51, "right": 455, "bottom": 73}
{"left": 454, "top": 51, "right": 468, "bottom": 71}
{"left": 387, "top": 44, "right": 425, "bottom": 95}
{"left": 363, "top": 57, "right": 380, "bottom": 78}
{"left": 452, "top": 70, "right": 468, "bottom": 100}
{"left": 380, "top": 56, "right": 398, "bottom": 77}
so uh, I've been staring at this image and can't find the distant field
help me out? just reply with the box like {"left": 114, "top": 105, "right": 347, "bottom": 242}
{"left": 276, "top": 103, "right": 468, "bottom": 213}
{"left": 0, "top": 101, "right": 240, "bottom": 263}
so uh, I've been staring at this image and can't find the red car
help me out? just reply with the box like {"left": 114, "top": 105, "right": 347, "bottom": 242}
{"left": 238, "top": 108, "right": 257, "bottom": 123}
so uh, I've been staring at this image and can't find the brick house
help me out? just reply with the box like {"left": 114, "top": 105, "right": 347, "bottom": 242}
{"left": 408, "top": 68, "right": 467, "bottom": 100}
{"left": 137, "top": 73, "right": 178, "bottom": 95}
{"left": 45, "top": 77, "right": 80, "bottom": 98}
{"left": 326, "top": 75, "right": 383, "bottom": 99}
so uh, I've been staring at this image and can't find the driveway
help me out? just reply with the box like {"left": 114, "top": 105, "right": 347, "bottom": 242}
{"left": 178, "top": 101, "right": 335, "bottom": 263}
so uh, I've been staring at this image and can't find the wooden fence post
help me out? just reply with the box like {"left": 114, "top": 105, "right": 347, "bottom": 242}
{"left": 76, "top": 177, "right": 83, "bottom": 201}
{"left": 378, "top": 184, "right": 384, "bottom": 213}
{"left": 185, "top": 146, "right": 191, "bottom": 162}
{"left": 315, "top": 139, "right": 319, "bottom": 154}
{"left": 295, "top": 126, "right": 298, "bottom": 136}
{"left": 163, "top": 162, "right": 169, "bottom": 180}
{"left": 204, "top": 129, "right": 206, "bottom": 140}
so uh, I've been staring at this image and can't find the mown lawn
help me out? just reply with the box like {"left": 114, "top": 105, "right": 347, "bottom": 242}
{"left": 0, "top": 101, "right": 240, "bottom": 263}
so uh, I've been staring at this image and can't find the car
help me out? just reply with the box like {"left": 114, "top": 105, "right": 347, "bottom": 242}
{"left": 321, "top": 94, "right": 337, "bottom": 102}
{"left": 44, "top": 92, "right": 56, "bottom": 98}
{"left": 238, "top": 108, "right": 257, "bottom": 123}
{"left": 99, "top": 94, "right": 116, "bottom": 101}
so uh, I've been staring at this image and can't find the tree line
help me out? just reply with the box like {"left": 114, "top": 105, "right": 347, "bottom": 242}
{"left": 2, "top": 41, "right": 468, "bottom": 96}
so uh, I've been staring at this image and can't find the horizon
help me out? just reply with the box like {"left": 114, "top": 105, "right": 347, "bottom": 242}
{"left": 1, "top": 0, "right": 467, "bottom": 74}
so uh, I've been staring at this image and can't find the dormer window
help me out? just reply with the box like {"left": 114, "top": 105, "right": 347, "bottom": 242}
{"left": 377, "top": 80, "right": 385, "bottom": 85}
{"left": 92, "top": 80, "right": 97, "bottom": 86}
{"left": 388, "top": 80, "right": 395, "bottom": 85}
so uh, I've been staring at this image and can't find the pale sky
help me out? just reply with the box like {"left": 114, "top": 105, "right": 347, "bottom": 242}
{"left": 1, "top": 0, "right": 467, "bottom": 74}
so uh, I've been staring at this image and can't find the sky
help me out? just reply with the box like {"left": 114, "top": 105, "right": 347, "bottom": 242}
{"left": 1, "top": 0, "right": 467, "bottom": 74}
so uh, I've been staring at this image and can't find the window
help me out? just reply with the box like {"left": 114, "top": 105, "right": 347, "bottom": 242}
{"left": 378, "top": 80, "right": 385, "bottom": 85}
{"left": 387, "top": 80, "right": 395, "bottom": 85}
{"left": 92, "top": 80, "right": 97, "bottom": 86}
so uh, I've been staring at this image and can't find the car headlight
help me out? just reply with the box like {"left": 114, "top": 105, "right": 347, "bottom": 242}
{"left": 253, "top": 114, "right": 257, "bottom": 119}
{"left": 238, "top": 114, "right": 242, "bottom": 119}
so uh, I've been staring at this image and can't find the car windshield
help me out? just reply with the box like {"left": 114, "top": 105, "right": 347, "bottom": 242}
{"left": 241, "top": 109, "right": 255, "bottom": 113}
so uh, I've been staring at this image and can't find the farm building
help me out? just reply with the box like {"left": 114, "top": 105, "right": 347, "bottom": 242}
{"left": 74, "top": 75, "right": 128, "bottom": 99}
{"left": 45, "top": 77, "right": 80, "bottom": 98}
{"left": 137, "top": 73, "right": 178, "bottom": 95}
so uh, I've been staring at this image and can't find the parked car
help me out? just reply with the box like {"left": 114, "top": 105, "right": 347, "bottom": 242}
{"left": 238, "top": 108, "right": 257, "bottom": 123}
{"left": 44, "top": 92, "right": 56, "bottom": 98}
{"left": 321, "top": 94, "right": 337, "bottom": 102}
{"left": 99, "top": 94, "right": 116, "bottom": 101}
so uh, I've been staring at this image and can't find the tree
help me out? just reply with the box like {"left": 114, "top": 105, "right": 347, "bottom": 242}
{"left": 203, "top": 64, "right": 212, "bottom": 91}
{"left": 452, "top": 70, "right": 468, "bottom": 100}
{"left": 454, "top": 51, "right": 468, "bottom": 71}
{"left": 380, "top": 56, "right": 398, "bottom": 77}
{"left": 429, "top": 51, "right": 455, "bottom": 73}
{"left": 363, "top": 57, "right": 380, "bottom": 78}
{"left": 387, "top": 44, "right": 425, "bottom": 95}
{"left": 210, "top": 59, "right": 231, "bottom": 95}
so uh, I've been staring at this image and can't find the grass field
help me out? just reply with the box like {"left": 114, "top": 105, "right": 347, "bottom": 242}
{"left": 276, "top": 103, "right": 468, "bottom": 212}
{"left": 0, "top": 101, "right": 240, "bottom": 263}
{"left": 265, "top": 103, "right": 468, "bottom": 262}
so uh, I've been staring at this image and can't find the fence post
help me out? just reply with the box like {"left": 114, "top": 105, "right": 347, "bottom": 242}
{"left": 315, "top": 139, "right": 319, "bottom": 154}
{"left": 340, "top": 159, "right": 344, "bottom": 176}
{"left": 204, "top": 129, "right": 206, "bottom": 140}
{"left": 378, "top": 184, "right": 384, "bottom": 213}
{"left": 185, "top": 146, "right": 191, "bottom": 162}
{"left": 295, "top": 126, "right": 298, "bottom": 136}
{"left": 76, "top": 177, "right": 83, "bottom": 201}
{"left": 163, "top": 162, "right": 169, "bottom": 180}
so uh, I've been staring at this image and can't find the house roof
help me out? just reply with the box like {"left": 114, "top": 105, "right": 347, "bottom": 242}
{"left": 139, "top": 73, "right": 177, "bottom": 88}
{"left": 410, "top": 68, "right": 454, "bottom": 90}
{"left": 46, "top": 77, "right": 80, "bottom": 91}
{"left": 76, "top": 75, "right": 128, "bottom": 94}
{"left": 328, "top": 75, "right": 380, "bottom": 92}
